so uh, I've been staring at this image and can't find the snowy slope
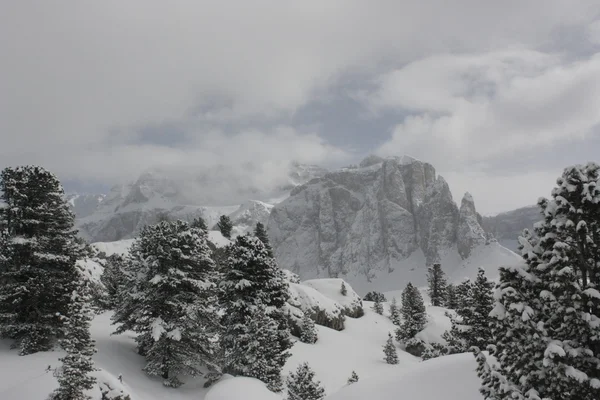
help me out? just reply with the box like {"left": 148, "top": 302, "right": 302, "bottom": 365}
{"left": 326, "top": 352, "right": 481, "bottom": 400}
{"left": 92, "top": 239, "right": 136, "bottom": 256}
{"left": 205, "top": 377, "right": 279, "bottom": 400}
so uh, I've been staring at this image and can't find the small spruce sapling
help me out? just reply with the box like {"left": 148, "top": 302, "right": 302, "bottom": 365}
{"left": 383, "top": 333, "right": 399, "bottom": 365}
{"left": 347, "top": 371, "right": 359, "bottom": 384}
{"left": 389, "top": 297, "right": 400, "bottom": 325}
{"left": 300, "top": 312, "right": 318, "bottom": 344}
{"left": 286, "top": 362, "right": 325, "bottom": 400}
{"left": 372, "top": 298, "right": 384, "bottom": 315}
{"left": 340, "top": 282, "right": 347, "bottom": 296}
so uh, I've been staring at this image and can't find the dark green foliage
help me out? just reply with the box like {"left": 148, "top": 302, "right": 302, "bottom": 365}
{"left": 217, "top": 215, "right": 233, "bottom": 239}
{"left": 445, "top": 284, "right": 459, "bottom": 309}
{"left": 0, "top": 166, "right": 80, "bottom": 355}
{"left": 340, "top": 282, "right": 347, "bottom": 296}
{"left": 300, "top": 312, "right": 318, "bottom": 344}
{"left": 254, "top": 222, "right": 273, "bottom": 257}
{"left": 443, "top": 268, "right": 493, "bottom": 353}
{"left": 99, "top": 254, "right": 126, "bottom": 310}
{"left": 220, "top": 235, "right": 292, "bottom": 392}
{"left": 191, "top": 216, "right": 208, "bottom": 231}
{"left": 286, "top": 362, "right": 325, "bottom": 400}
{"left": 372, "top": 297, "right": 384, "bottom": 315}
{"left": 427, "top": 263, "right": 448, "bottom": 306}
{"left": 364, "top": 291, "right": 386, "bottom": 302}
{"left": 389, "top": 297, "right": 400, "bottom": 325}
{"left": 383, "top": 333, "right": 399, "bottom": 364}
{"left": 112, "top": 220, "right": 222, "bottom": 387}
{"left": 49, "top": 275, "right": 96, "bottom": 400}
{"left": 395, "top": 283, "right": 426, "bottom": 342}
{"left": 476, "top": 163, "right": 600, "bottom": 400}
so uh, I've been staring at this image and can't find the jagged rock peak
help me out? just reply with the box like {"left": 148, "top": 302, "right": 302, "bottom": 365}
{"left": 457, "top": 192, "right": 486, "bottom": 259}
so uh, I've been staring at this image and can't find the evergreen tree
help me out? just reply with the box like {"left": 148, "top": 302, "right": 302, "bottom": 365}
{"left": 396, "top": 283, "right": 427, "bottom": 342}
{"left": 0, "top": 166, "right": 80, "bottom": 355}
{"left": 216, "top": 215, "right": 233, "bottom": 239}
{"left": 191, "top": 216, "right": 208, "bottom": 231}
{"left": 99, "top": 254, "right": 126, "bottom": 310}
{"left": 254, "top": 222, "right": 273, "bottom": 257}
{"left": 372, "top": 297, "right": 384, "bottom": 315}
{"left": 347, "top": 371, "right": 359, "bottom": 384}
{"left": 340, "top": 282, "right": 347, "bottom": 296}
{"left": 300, "top": 312, "right": 318, "bottom": 344}
{"left": 389, "top": 297, "right": 400, "bottom": 325}
{"left": 476, "top": 163, "right": 600, "bottom": 400}
{"left": 364, "top": 291, "right": 386, "bottom": 302}
{"left": 48, "top": 274, "right": 96, "bottom": 400}
{"left": 383, "top": 333, "right": 399, "bottom": 364}
{"left": 220, "top": 235, "right": 292, "bottom": 392}
{"left": 445, "top": 284, "right": 459, "bottom": 309}
{"left": 443, "top": 268, "right": 493, "bottom": 353}
{"left": 427, "top": 263, "right": 448, "bottom": 306}
{"left": 112, "top": 221, "right": 221, "bottom": 387}
{"left": 286, "top": 362, "right": 325, "bottom": 400}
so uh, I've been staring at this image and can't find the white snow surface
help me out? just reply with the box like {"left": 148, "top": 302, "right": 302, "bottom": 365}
{"left": 327, "top": 352, "right": 481, "bottom": 400}
{"left": 302, "top": 278, "right": 362, "bottom": 310}
{"left": 205, "top": 376, "right": 279, "bottom": 400}
{"left": 92, "top": 239, "right": 135, "bottom": 256}
{"left": 207, "top": 230, "right": 232, "bottom": 248}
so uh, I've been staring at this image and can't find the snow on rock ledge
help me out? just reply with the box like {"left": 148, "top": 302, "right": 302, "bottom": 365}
{"left": 302, "top": 278, "right": 364, "bottom": 318}
{"left": 205, "top": 376, "right": 279, "bottom": 400}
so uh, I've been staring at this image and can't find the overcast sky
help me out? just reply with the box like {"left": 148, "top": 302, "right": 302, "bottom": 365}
{"left": 2, "top": 1, "right": 600, "bottom": 215}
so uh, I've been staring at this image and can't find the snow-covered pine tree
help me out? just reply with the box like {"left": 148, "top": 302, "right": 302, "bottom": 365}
{"left": 220, "top": 235, "right": 292, "bottom": 392}
{"left": 427, "top": 263, "right": 448, "bottom": 306}
{"left": 340, "top": 282, "right": 347, "bottom": 296}
{"left": 389, "top": 297, "right": 400, "bottom": 325}
{"left": 476, "top": 163, "right": 600, "bottom": 400}
{"left": 111, "top": 220, "right": 222, "bottom": 387}
{"left": 191, "top": 216, "right": 208, "bottom": 232}
{"left": 372, "top": 297, "right": 384, "bottom": 315}
{"left": 443, "top": 268, "right": 493, "bottom": 353}
{"left": 254, "top": 222, "right": 274, "bottom": 258}
{"left": 364, "top": 291, "right": 386, "bottom": 302}
{"left": 0, "top": 166, "right": 80, "bottom": 355}
{"left": 48, "top": 273, "right": 96, "bottom": 400}
{"left": 395, "top": 283, "right": 426, "bottom": 342}
{"left": 347, "top": 371, "right": 359, "bottom": 384}
{"left": 99, "top": 254, "right": 126, "bottom": 310}
{"left": 445, "top": 284, "right": 459, "bottom": 309}
{"left": 286, "top": 362, "right": 325, "bottom": 400}
{"left": 300, "top": 312, "right": 318, "bottom": 344}
{"left": 383, "top": 333, "right": 399, "bottom": 364}
{"left": 216, "top": 215, "right": 233, "bottom": 239}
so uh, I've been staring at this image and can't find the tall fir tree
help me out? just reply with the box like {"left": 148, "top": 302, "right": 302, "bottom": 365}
{"left": 48, "top": 273, "right": 96, "bottom": 400}
{"left": 191, "top": 216, "right": 208, "bottom": 232}
{"left": 254, "top": 222, "right": 274, "bottom": 258}
{"left": 372, "top": 297, "right": 384, "bottom": 315}
{"left": 216, "top": 215, "right": 233, "bottom": 239}
{"left": 300, "top": 312, "right": 318, "bottom": 344}
{"left": 112, "top": 220, "right": 222, "bottom": 387}
{"left": 445, "top": 284, "right": 459, "bottom": 309}
{"left": 286, "top": 362, "right": 325, "bottom": 400}
{"left": 99, "top": 254, "right": 126, "bottom": 310}
{"left": 396, "top": 283, "right": 427, "bottom": 342}
{"left": 383, "top": 333, "right": 399, "bottom": 364}
{"left": 0, "top": 166, "right": 80, "bottom": 355}
{"left": 389, "top": 297, "right": 400, "bottom": 326}
{"left": 476, "top": 163, "right": 600, "bottom": 400}
{"left": 427, "top": 263, "right": 448, "bottom": 306}
{"left": 220, "top": 235, "right": 292, "bottom": 392}
{"left": 443, "top": 268, "right": 493, "bottom": 353}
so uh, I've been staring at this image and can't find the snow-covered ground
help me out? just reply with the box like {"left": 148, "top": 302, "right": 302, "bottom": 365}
{"left": 0, "top": 299, "right": 482, "bottom": 400}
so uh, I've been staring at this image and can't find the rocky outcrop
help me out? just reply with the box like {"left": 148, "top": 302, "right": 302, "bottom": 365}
{"left": 482, "top": 205, "right": 540, "bottom": 251}
{"left": 457, "top": 193, "right": 486, "bottom": 259}
{"left": 268, "top": 156, "right": 487, "bottom": 281}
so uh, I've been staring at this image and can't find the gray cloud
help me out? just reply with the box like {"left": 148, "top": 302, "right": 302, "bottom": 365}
{"left": 1, "top": 1, "right": 600, "bottom": 213}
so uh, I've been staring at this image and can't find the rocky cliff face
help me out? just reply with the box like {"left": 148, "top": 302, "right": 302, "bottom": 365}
{"left": 457, "top": 192, "right": 486, "bottom": 258}
{"left": 268, "top": 156, "right": 487, "bottom": 281}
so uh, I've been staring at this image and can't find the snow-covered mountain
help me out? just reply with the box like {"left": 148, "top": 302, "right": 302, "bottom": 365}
{"left": 76, "top": 163, "right": 326, "bottom": 242}
{"left": 482, "top": 205, "right": 540, "bottom": 251}
{"left": 268, "top": 155, "right": 519, "bottom": 291}
{"left": 65, "top": 193, "right": 105, "bottom": 218}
